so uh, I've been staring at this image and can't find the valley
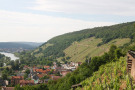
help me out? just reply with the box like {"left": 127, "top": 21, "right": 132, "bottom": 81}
{"left": 0, "top": 21, "right": 135, "bottom": 90}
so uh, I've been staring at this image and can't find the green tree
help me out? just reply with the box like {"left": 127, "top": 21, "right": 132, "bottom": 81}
{"left": 15, "top": 59, "right": 19, "bottom": 64}
{"left": 25, "top": 68, "right": 30, "bottom": 74}
{"left": 2, "top": 73, "right": 7, "bottom": 80}
{"left": 23, "top": 73, "right": 28, "bottom": 80}
{"left": 40, "top": 75, "right": 50, "bottom": 80}
{"left": 108, "top": 44, "right": 117, "bottom": 61}
{"left": 48, "top": 69, "right": 54, "bottom": 75}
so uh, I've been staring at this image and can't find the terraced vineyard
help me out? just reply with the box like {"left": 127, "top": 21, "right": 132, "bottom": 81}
{"left": 64, "top": 37, "right": 131, "bottom": 62}
{"left": 73, "top": 57, "right": 134, "bottom": 90}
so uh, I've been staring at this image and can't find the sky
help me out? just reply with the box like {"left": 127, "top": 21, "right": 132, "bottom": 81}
{"left": 0, "top": 0, "right": 135, "bottom": 42}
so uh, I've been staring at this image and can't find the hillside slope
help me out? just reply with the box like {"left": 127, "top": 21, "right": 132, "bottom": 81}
{"left": 79, "top": 57, "right": 129, "bottom": 90}
{"left": 0, "top": 42, "right": 35, "bottom": 49}
{"left": 63, "top": 37, "right": 130, "bottom": 62}
{"left": 32, "top": 21, "right": 135, "bottom": 62}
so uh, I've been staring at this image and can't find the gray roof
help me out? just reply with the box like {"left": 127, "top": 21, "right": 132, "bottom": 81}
{"left": 17, "top": 73, "right": 25, "bottom": 76}
{"left": 0, "top": 78, "right": 6, "bottom": 86}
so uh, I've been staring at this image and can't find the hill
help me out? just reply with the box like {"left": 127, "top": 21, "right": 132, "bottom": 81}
{"left": 0, "top": 42, "right": 35, "bottom": 49}
{"left": 32, "top": 21, "right": 135, "bottom": 62}
{"left": 12, "top": 42, "right": 43, "bottom": 47}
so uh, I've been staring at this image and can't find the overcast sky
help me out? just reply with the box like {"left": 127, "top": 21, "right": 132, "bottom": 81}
{"left": 0, "top": 0, "right": 135, "bottom": 42}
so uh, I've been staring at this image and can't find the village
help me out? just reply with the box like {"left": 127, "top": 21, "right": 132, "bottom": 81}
{"left": 0, "top": 61, "right": 82, "bottom": 90}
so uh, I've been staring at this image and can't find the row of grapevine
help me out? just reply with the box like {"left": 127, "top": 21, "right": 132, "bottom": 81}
{"left": 77, "top": 57, "right": 135, "bottom": 90}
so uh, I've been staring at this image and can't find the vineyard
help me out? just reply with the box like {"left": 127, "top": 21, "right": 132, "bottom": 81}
{"left": 74, "top": 57, "right": 135, "bottom": 90}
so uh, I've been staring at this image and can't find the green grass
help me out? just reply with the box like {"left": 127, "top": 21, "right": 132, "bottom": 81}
{"left": 64, "top": 37, "right": 131, "bottom": 62}
{"left": 32, "top": 43, "right": 53, "bottom": 57}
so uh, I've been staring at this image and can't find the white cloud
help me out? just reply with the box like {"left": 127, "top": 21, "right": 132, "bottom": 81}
{"left": 28, "top": 0, "right": 135, "bottom": 16}
{"left": 0, "top": 10, "right": 116, "bottom": 42}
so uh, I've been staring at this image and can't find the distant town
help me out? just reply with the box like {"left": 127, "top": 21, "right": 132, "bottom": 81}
{"left": 0, "top": 61, "right": 82, "bottom": 90}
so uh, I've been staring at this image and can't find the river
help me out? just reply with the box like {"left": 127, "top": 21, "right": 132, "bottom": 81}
{"left": 0, "top": 52, "right": 19, "bottom": 61}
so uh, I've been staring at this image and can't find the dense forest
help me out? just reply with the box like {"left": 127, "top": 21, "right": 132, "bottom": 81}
{"left": 33, "top": 21, "right": 135, "bottom": 58}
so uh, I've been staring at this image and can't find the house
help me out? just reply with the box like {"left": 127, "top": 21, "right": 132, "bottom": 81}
{"left": 1, "top": 87, "right": 14, "bottom": 90}
{"left": 0, "top": 78, "right": 6, "bottom": 86}
{"left": 23, "top": 66, "right": 29, "bottom": 70}
{"left": 33, "top": 66, "right": 39, "bottom": 69}
{"left": 11, "top": 76, "right": 24, "bottom": 85}
{"left": 32, "top": 75, "right": 40, "bottom": 80}
{"left": 4, "top": 80, "right": 9, "bottom": 86}
{"left": 17, "top": 73, "right": 25, "bottom": 76}
{"left": 44, "top": 79, "right": 52, "bottom": 83}
{"left": 51, "top": 76, "right": 61, "bottom": 80}
{"left": 44, "top": 66, "right": 50, "bottom": 69}
{"left": 20, "top": 80, "right": 34, "bottom": 87}
{"left": 127, "top": 50, "right": 135, "bottom": 80}
{"left": 36, "top": 74, "right": 44, "bottom": 79}
{"left": 69, "top": 66, "right": 76, "bottom": 71}
{"left": 32, "top": 74, "right": 44, "bottom": 80}
{"left": 78, "top": 62, "right": 82, "bottom": 65}
{"left": 33, "top": 69, "right": 51, "bottom": 75}
{"left": 60, "top": 70, "right": 71, "bottom": 76}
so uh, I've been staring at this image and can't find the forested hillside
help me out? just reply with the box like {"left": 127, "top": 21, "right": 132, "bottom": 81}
{"left": 32, "top": 21, "right": 135, "bottom": 60}
{"left": 0, "top": 42, "right": 36, "bottom": 49}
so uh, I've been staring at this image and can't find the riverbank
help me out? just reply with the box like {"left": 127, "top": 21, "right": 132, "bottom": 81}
{"left": 0, "top": 52, "right": 19, "bottom": 61}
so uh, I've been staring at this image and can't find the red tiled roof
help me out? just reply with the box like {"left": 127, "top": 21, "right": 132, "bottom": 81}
{"left": 78, "top": 62, "right": 82, "bottom": 65}
{"left": 11, "top": 76, "right": 24, "bottom": 79}
{"left": 33, "top": 69, "right": 51, "bottom": 73}
{"left": 36, "top": 74, "right": 44, "bottom": 78}
{"left": 2, "top": 87, "right": 14, "bottom": 90}
{"left": 20, "top": 80, "right": 34, "bottom": 84}
{"left": 51, "top": 76, "right": 61, "bottom": 80}
{"left": 60, "top": 71, "right": 70, "bottom": 76}
{"left": 46, "top": 69, "right": 51, "bottom": 72}
{"left": 33, "top": 66, "right": 37, "bottom": 68}
{"left": 44, "top": 66, "right": 50, "bottom": 68}
{"left": 24, "top": 66, "right": 28, "bottom": 68}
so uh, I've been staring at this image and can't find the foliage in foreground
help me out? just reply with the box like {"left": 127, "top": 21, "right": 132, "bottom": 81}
{"left": 79, "top": 57, "right": 135, "bottom": 90}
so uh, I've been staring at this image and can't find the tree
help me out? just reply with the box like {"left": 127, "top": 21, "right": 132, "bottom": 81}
{"left": 66, "top": 56, "right": 71, "bottom": 60}
{"left": 40, "top": 75, "right": 50, "bottom": 80}
{"left": 114, "top": 48, "right": 122, "bottom": 59}
{"left": 2, "top": 73, "right": 7, "bottom": 80}
{"left": 6, "top": 67, "right": 9, "bottom": 71}
{"left": 20, "top": 64, "right": 24, "bottom": 70}
{"left": 15, "top": 59, "right": 19, "bottom": 64}
{"left": 108, "top": 44, "right": 117, "bottom": 61}
{"left": 23, "top": 73, "right": 28, "bottom": 80}
{"left": 25, "top": 69, "right": 30, "bottom": 74}
{"left": 0, "top": 63, "right": 3, "bottom": 67}
{"left": 48, "top": 69, "right": 54, "bottom": 75}
{"left": 54, "top": 71, "right": 61, "bottom": 76}
{"left": 28, "top": 78, "right": 31, "bottom": 80}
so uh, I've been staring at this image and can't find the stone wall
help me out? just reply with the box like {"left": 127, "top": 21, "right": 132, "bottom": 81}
{"left": 127, "top": 50, "right": 135, "bottom": 80}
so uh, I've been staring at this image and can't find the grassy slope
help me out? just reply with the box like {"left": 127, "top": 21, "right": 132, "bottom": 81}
{"left": 73, "top": 56, "right": 133, "bottom": 90}
{"left": 63, "top": 37, "right": 130, "bottom": 62}
{"left": 32, "top": 43, "right": 53, "bottom": 57}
